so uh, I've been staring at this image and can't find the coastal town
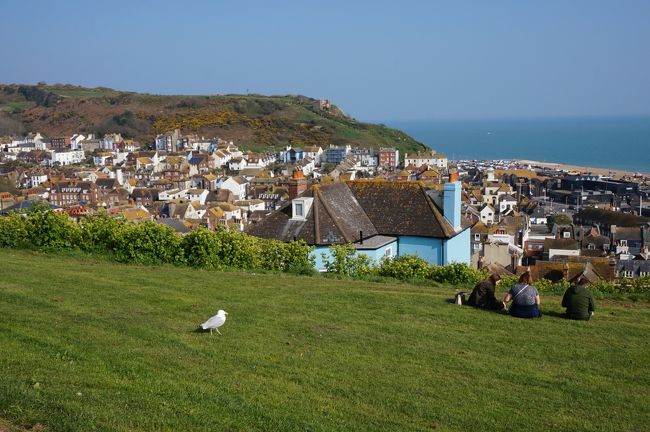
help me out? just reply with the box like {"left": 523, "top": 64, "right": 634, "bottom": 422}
{"left": 1, "top": 129, "right": 649, "bottom": 282}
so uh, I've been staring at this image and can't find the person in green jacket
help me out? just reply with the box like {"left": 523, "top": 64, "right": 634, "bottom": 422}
{"left": 562, "top": 277, "right": 596, "bottom": 320}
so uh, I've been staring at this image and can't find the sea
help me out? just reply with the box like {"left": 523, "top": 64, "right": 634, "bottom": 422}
{"left": 387, "top": 116, "right": 650, "bottom": 174}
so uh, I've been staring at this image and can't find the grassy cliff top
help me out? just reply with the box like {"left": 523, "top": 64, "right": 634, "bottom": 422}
{"left": 1, "top": 249, "right": 649, "bottom": 431}
{"left": 0, "top": 83, "right": 426, "bottom": 155}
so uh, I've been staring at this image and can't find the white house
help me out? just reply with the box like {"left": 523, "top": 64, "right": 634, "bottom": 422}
{"left": 403, "top": 151, "right": 447, "bottom": 169}
{"left": 431, "top": 153, "right": 448, "bottom": 169}
{"left": 158, "top": 188, "right": 188, "bottom": 201}
{"left": 303, "top": 146, "right": 323, "bottom": 165}
{"left": 212, "top": 149, "right": 231, "bottom": 168}
{"left": 294, "top": 157, "right": 316, "bottom": 176}
{"left": 227, "top": 157, "right": 246, "bottom": 172}
{"left": 215, "top": 203, "right": 242, "bottom": 223}
{"left": 234, "top": 199, "right": 266, "bottom": 215}
{"left": 49, "top": 149, "right": 84, "bottom": 166}
{"left": 479, "top": 204, "right": 496, "bottom": 225}
{"left": 498, "top": 194, "right": 518, "bottom": 214}
{"left": 70, "top": 134, "right": 86, "bottom": 150}
{"left": 29, "top": 173, "right": 49, "bottom": 188}
{"left": 187, "top": 188, "right": 209, "bottom": 205}
{"left": 101, "top": 133, "right": 122, "bottom": 150}
{"left": 93, "top": 153, "right": 113, "bottom": 166}
{"left": 218, "top": 175, "right": 248, "bottom": 200}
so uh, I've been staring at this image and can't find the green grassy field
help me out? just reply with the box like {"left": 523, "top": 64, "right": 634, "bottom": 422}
{"left": 1, "top": 249, "right": 649, "bottom": 431}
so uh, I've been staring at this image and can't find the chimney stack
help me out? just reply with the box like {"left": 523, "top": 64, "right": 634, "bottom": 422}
{"left": 444, "top": 174, "right": 462, "bottom": 231}
{"left": 448, "top": 167, "right": 459, "bottom": 183}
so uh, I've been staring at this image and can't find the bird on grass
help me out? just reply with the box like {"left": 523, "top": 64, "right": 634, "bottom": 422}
{"left": 196, "top": 309, "right": 229, "bottom": 335}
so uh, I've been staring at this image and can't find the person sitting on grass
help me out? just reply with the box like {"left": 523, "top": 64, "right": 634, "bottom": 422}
{"left": 467, "top": 273, "right": 505, "bottom": 311}
{"left": 503, "top": 272, "right": 541, "bottom": 318}
{"left": 562, "top": 276, "right": 596, "bottom": 320}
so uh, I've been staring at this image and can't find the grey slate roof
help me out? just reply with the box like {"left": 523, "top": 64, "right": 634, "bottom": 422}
{"left": 246, "top": 180, "right": 464, "bottom": 245}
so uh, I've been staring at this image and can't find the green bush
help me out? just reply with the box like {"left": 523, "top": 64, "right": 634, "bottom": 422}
{"left": 376, "top": 254, "right": 430, "bottom": 280}
{"left": 615, "top": 276, "right": 650, "bottom": 294}
{"left": 428, "top": 262, "right": 486, "bottom": 286}
{"left": 24, "top": 204, "right": 82, "bottom": 250}
{"left": 0, "top": 213, "right": 28, "bottom": 248}
{"left": 323, "top": 244, "right": 373, "bottom": 277}
{"left": 114, "top": 221, "right": 184, "bottom": 265}
{"left": 533, "top": 278, "right": 571, "bottom": 295}
{"left": 211, "top": 227, "right": 262, "bottom": 269}
{"left": 80, "top": 214, "right": 125, "bottom": 254}
{"left": 182, "top": 227, "right": 224, "bottom": 269}
{"left": 259, "top": 239, "right": 314, "bottom": 272}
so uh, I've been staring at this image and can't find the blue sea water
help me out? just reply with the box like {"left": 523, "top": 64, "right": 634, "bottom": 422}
{"left": 388, "top": 117, "right": 650, "bottom": 173}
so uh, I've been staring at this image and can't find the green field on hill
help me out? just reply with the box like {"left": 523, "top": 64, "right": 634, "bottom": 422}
{"left": 1, "top": 249, "right": 649, "bottom": 431}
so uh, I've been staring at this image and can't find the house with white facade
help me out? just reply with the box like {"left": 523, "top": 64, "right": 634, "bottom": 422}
{"left": 404, "top": 151, "right": 448, "bottom": 170}
{"left": 218, "top": 175, "right": 249, "bottom": 200}
{"left": 479, "top": 204, "right": 496, "bottom": 225}
{"left": 158, "top": 188, "right": 188, "bottom": 201}
{"left": 70, "top": 134, "right": 86, "bottom": 150}
{"left": 498, "top": 194, "right": 518, "bottom": 214}
{"left": 303, "top": 146, "right": 323, "bottom": 165}
{"left": 49, "top": 149, "right": 85, "bottom": 166}
{"left": 228, "top": 157, "right": 246, "bottom": 172}
{"left": 187, "top": 188, "right": 209, "bottom": 205}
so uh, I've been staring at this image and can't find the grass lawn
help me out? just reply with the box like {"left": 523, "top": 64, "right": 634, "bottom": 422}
{"left": 1, "top": 249, "right": 649, "bottom": 431}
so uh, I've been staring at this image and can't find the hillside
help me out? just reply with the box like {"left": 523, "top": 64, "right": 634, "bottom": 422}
{"left": 1, "top": 249, "right": 649, "bottom": 431}
{"left": 0, "top": 83, "right": 426, "bottom": 154}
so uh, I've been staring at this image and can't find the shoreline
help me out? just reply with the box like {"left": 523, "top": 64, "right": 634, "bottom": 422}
{"left": 516, "top": 159, "right": 649, "bottom": 180}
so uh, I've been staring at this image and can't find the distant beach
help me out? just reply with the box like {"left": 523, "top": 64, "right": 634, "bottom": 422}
{"left": 516, "top": 160, "right": 648, "bottom": 179}
{"left": 388, "top": 116, "right": 650, "bottom": 174}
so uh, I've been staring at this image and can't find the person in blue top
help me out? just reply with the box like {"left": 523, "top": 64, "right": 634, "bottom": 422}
{"left": 503, "top": 271, "right": 542, "bottom": 318}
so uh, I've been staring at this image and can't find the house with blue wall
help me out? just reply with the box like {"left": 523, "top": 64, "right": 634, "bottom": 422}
{"left": 322, "top": 145, "right": 351, "bottom": 164}
{"left": 246, "top": 179, "right": 471, "bottom": 271}
{"left": 279, "top": 146, "right": 305, "bottom": 164}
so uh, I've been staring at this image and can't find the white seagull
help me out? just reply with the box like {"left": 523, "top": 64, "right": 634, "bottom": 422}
{"left": 198, "top": 309, "right": 229, "bottom": 335}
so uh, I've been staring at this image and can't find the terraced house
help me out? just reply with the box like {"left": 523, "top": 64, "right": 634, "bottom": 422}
{"left": 49, "top": 180, "right": 99, "bottom": 207}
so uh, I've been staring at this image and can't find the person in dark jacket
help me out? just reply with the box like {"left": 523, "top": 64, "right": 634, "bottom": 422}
{"left": 467, "top": 273, "right": 505, "bottom": 310}
{"left": 562, "top": 277, "right": 596, "bottom": 320}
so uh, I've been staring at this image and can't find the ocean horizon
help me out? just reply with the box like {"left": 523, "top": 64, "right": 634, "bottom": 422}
{"left": 387, "top": 116, "right": 650, "bottom": 174}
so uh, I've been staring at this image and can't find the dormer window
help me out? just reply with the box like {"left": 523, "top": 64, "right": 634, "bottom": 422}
{"left": 291, "top": 197, "right": 313, "bottom": 220}
{"left": 587, "top": 243, "right": 595, "bottom": 250}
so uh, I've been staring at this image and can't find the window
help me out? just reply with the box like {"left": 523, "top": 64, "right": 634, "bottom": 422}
{"left": 294, "top": 202, "right": 303, "bottom": 217}
{"left": 563, "top": 231, "right": 571, "bottom": 238}
{"left": 640, "top": 272, "right": 648, "bottom": 277}
{"left": 624, "top": 270, "right": 633, "bottom": 278}
{"left": 587, "top": 243, "right": 596, "bottom": 250}
{"left": 385, "top": 247, "right": 393, "bottom": 258}
{"left": 620, "top": 240, "right": 628, "bottom": 246}
{"left": 474, "top": 234, "right": 481, "bottom": 241}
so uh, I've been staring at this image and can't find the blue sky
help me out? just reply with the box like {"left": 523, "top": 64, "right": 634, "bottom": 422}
{"left": 1, "top": 0, "right": 649, "bottom": 121}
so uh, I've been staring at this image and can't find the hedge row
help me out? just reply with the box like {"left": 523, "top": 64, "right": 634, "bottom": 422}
{"left": 3, "top": 205, "right": 646, "bottom": 293}
{"left": 0, "top": 205, "right": 313, "bottom": 272}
